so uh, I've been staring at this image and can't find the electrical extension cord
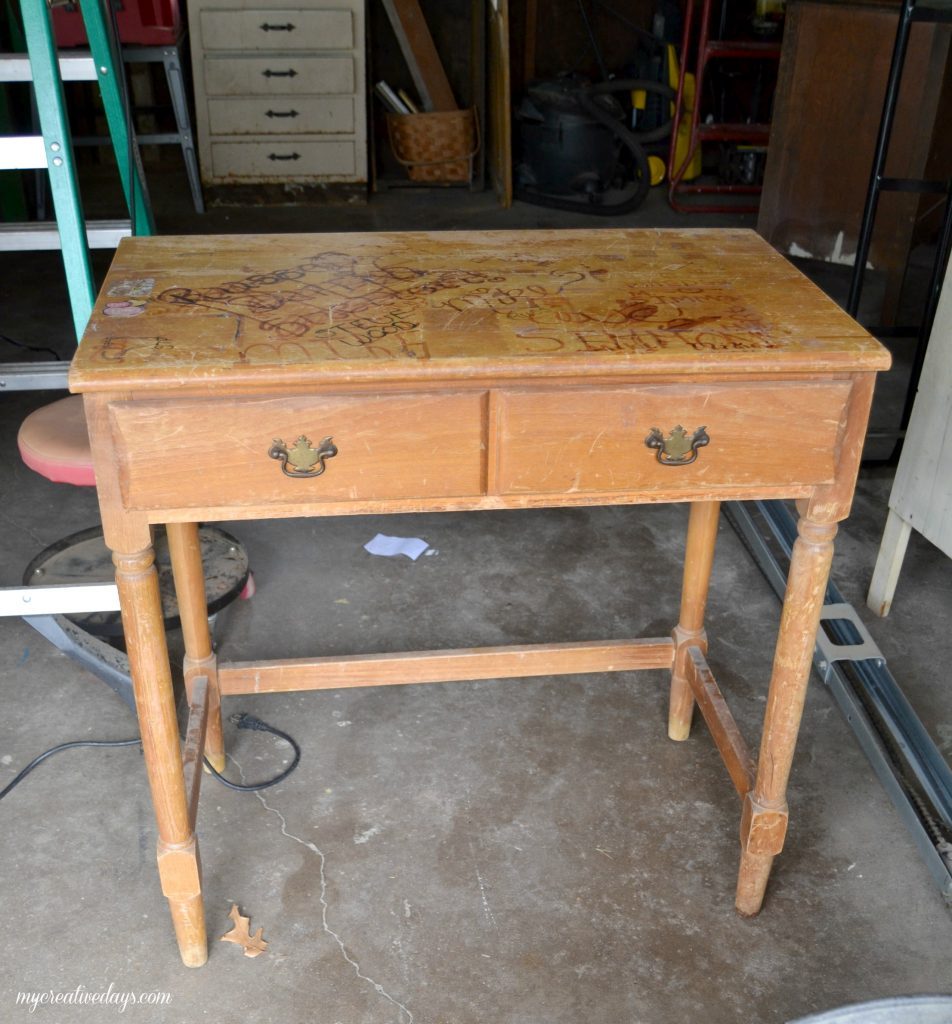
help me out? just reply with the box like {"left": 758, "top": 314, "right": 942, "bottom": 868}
{"left": 0, "top": 712, "right": 300, "bottom": 801}
{"left": 1, "top": 332, "right": 61, "bottom": 361}
{"left": 203, "top": 712, "right": 302, "bottom": 792}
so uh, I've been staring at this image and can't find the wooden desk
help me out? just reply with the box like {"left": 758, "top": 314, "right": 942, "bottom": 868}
{"left": 69, "top": 229, "right": 890, "bottom": 967}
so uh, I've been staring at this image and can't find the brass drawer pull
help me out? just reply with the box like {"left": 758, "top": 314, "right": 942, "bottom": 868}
{"left": 269, "top": 435, "right": 338, "bottom": 478}
{"left": 645, "top": 425, "right": 709, "bottom": 466}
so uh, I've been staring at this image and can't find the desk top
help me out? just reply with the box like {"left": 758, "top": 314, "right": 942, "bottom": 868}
{"left": 70, "top": 229, "right": 890, "bottom": 394}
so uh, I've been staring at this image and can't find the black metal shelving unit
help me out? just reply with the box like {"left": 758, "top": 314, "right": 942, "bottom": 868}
{"left": 846, "top": 0, "right": 952, "bottom": 437}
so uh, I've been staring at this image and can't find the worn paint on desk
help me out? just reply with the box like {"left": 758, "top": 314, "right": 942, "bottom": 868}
{"left": 69, "top": 230, "right": 890, "bottom": 394}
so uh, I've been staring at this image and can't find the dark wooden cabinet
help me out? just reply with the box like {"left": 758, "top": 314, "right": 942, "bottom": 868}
{"left": 757, "top": 0, "right": 952, "bottom": 321}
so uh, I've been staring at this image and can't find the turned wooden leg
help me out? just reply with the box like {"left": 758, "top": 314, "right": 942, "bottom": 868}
{"left": 669, "top": 501, "right": 721, "bottom": 741}
{"left": 736, "top": 514, "right": 837, "bottom": 916}
{"left": 114, "top": 544, "right": 208, "bottom": 967}
{"left": 166, "top": 523, "right": 225, "bottom": 773}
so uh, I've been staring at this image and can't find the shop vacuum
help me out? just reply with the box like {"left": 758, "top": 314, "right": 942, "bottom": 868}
{"left": 514, "top": 74, "right": 673, "bottom": 215}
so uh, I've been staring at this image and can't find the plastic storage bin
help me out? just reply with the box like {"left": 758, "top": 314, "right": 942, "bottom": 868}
{"left": 53, "top": 0, "right": 183, "bottom": 47}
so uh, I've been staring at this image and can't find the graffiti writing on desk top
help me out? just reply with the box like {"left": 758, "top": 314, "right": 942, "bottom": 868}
{"left": 89, "top": 336, "right": 177, "bottom": 363}
{"left": 149, "top": 252, "right": 510, "bottom": 359}
{"left": 432, "top": 277, "right": 773, "bottom": 352}
{"left": 125, "top": 250, "right": 778, "bottom": 362}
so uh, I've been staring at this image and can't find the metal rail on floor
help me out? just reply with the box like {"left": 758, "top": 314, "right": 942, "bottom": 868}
{"left": 726, "top": 500, "right": 952, "bottom": 902}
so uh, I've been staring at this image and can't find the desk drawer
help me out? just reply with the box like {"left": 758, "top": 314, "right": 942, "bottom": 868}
{"left": 496, "top": 382, "right": 851, "bottom": 496}
{"left": 204, "top": 55, "right": 354, "bottom": 96}
{"left": 200, "top": 8, "right": 354, "bottom": 51}
{"left": 108, "top": 393, "right": 484, "bottom": 511}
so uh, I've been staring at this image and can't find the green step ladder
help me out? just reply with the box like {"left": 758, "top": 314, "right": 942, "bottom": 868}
{"left": 0, "top": 0, "right": 158, "bottom": 696}
{"left": 1, "top": 0, "right": 154, "bottom": 381}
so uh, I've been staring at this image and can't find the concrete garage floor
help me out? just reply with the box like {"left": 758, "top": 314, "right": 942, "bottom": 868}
{"left": 1, "top": 175, "right": 951, "bottom": 1022}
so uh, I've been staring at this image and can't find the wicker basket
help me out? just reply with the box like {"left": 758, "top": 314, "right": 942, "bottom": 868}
{"left": 386, "top": 108, "right": 480, "bottom": 184}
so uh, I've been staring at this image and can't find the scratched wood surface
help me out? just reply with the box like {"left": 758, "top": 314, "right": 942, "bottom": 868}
{"left": 69, "top": 229, "right": 889, "bottom": 394}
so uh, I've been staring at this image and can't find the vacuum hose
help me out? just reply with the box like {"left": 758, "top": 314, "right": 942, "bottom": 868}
{"left": 514, "top": 78, "right": 674, "bottom": 217}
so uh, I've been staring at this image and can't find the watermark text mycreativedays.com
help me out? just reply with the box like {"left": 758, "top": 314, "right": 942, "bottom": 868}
{"left": 15, "top": 984, "right": 172, "bottom": 1013}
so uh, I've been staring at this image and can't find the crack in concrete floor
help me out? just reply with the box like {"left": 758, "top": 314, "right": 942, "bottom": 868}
{"left": 228, "top": 752, "right": 415, "bottom": 1023}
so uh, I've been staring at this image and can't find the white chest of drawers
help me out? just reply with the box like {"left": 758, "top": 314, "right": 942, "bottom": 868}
{"left": 187, "top": 0, "right": 366, "bottom": 187}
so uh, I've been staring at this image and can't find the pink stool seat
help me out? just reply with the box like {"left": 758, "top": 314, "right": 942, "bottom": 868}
{"left": 18, "top": 395, "right": 96, "bottom": 487}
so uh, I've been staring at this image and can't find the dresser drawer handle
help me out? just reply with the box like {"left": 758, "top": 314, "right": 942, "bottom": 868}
{"left": 260, "top": 21, "right": 295, "bottom": 31}
{"left": 268, "top": 152, "right": 301, "bottom": 161}
{"left": 265, "top": 109, "right": 299, "bottom": 118}
{"left": 262, "top": 68, "right": 298, "bottom": 78}
{"left": 645, "top": 425, "right": 709, "bottom": 466}
{"left": 269, "top": 435, "right": 338, "bottom": 478}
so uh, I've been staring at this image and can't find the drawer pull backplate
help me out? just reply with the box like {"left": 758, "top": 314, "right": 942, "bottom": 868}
{"left": 645, "top": 425, "right": 709, "bottom": 466}
{"left": 269, "top": 435, "right": 338, "bottom": 478}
